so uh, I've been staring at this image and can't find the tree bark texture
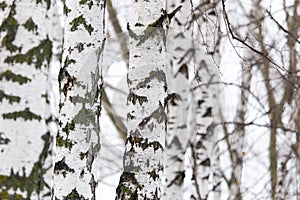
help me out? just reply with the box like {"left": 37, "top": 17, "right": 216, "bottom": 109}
{"left": 52, "top": 0, "right": 105, "bottom": 199}
{"left": 0, "top": 0, "right": 60, "bottom": 199}
{"left": 115, "top": 0, "right": 168, "bottom": 199}
{"left": 164, "top": 0, "right": 193, "bottom": 199}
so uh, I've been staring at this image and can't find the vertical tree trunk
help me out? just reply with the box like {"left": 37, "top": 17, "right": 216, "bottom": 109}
{"left": 52, "top": 0, "right": 105, "bottom": 199}
{"left": 228, "top": 66, "right": 252, "bottom": 200}
{"left": 115, "top": 1, "right": 167, "bottom": 199}
{"left": 190, "top": 57, "right": 219, "bottom": 200}
{"left": 0, "top": 0, "right": 59, "bottom": 199}
{"left": 277, "top": 1, "right": 299, "bottom": 198}
{"left": 255, "top": 4, "right": 280, "bottom": 198}
{"left": 190, "top": 1, "right": 222, "bottom": 199}
{"left": 164, "top": 1, "right": 193, "bottom": 199}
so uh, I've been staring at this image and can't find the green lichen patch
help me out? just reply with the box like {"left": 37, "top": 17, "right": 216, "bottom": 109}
{"left": 79, "top": 151, "right": 88, "bottom": 160}
{"left": 4, "top": 39, "right": 53, "bottom": 69}
{"left": 135, "top": 23, "right": 144, "bottom": 27}
{"left": 127, "top": 20, "right": 163, "bottom": 46}
{"left": 128, "top": 93, "right": 148, "bottom": 106}
{"left": 147, "top": 122, "right": 154, "bottom": 132}
{"left": 70, "top": 14, "right": 94, "bottom": 35}
{"left": 177, "top": 124, "right": 187, "bottom": 129}
{"left": 59, "top": 56, "right": 78, "bottom": 98}
{"left": 61, "top": 75, "right": 76, "bottom": 97}
{"left": 64, "top": 188, "right": 88, "bottom": 200}
{"left": 0, "top": 70, "right": 31, "bottom": 84}
{"left": 23, "top": 17, "right": 38, "bottom": 32}
{"left": 115, "top": 172, "right": 144, "bottom": 199}
{"left": 138, "top": 102, "right": 167, "bottom": 128}
{"left": 58, "top": 102, "right": 64, "bottom": 111}
{"left": 62, "top": 120, "right": 75, "bottom": 135}
{"left": 0, "top": 90, "right": 20, "bottom": 104}
{"left": 74, "top": 42, "right": 84, "bottom": 52}
{"left": 0, "top": 174, "right": 7, "bottom": 183}
{"left": 137, "top": 25, "right": 164, "bottom": 47}
{"left": 63, "top": 4, "right": 71, "bottom": 15}
{"left": 0, "top": 170, "right": 27, "bottom": 197}
{"left": 54, "top": 157, "right": 75, "bottom": 177}
{"left": 0, "top": 1, "right": 20, "bottom": 52}
{"left": 79, "top": 0, "right": 87, "bottom": 4}
{"left": 135, "top": 69, "right": 166, "bottom": 90}
{"left": 73, "top": 107, "right": 95, "bottom": 126}
{"left": 2, "top": 107, "right": 42, "bottom": 121}
{"left": 128, "top": 129, "right": 141, "bottom": 138}
{"left": 69, "top": 42, "right": 93, "bottom": 53}
{"left": 126, "top": 8, "right": 173, "bottom": 47}
{"left": 69, "top": 94, "right": 91, "bottom": 105}
{"left": 0, "top": 132, "right": 11, "bottom": 144}
{"left": 45, "top": 116, "right": 54, "bottom": 124}
{"left": 166, "top": 93, "right": 181, "bottom": 106}
{"left": 148, "top": 69, "right": 167, "bottom": 83}
{"left": 0, "top": 133, "right": 52, "bottom": 199}
{"left": 150, "top": 141, "right": 163, "bottom": 152}
{"left": 127, "top": 113, "right": 136, "bottom": 120}
{"left": 0, "top": 190, "right": 24, "bottom": 200}
{"left": 116, "top": 185, "right": 136, "bottom": 198}
{"left": 152, "top": 102, "right": 167, "bottom": 123}
{"left": 56, "top": 132, "right": 75, "bottom": 150}
{"left": 126, "top": 135, "right": 163, "bottom": 152}
{"left": 200, "top": 158, "right": 211, "bottom": 167}
{"left": 0, "top": 1, "right": 7, "bottom": 11}
{"left": 202, "top": 107, "right": 212, "bottom": 117}
{"left": 131, "top": 6, "right": 182, "bottom": 46}
{"left": 41, "top": 92, "right": 50, "bottom": 104}
{"left": 126, "top": 23, "right": 138, "bottom": 41}
{"left": 36, "top": 0, "right": 51, "bottom": 10}
{"left": 79, "top": 0, "right": 93, "bottom": 9}
{"left": 147, "top": 169, "right": 159, "bottom": 181}
{"left": 66, "top": 58, "right": 76, "bottom": 65}
{"left": 196, "top": 140, "right": 207, "bottom": 150}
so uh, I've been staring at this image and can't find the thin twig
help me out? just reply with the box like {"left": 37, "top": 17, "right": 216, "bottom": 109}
{"left": 266, "top": 10, "right": 300, "bottom": 44}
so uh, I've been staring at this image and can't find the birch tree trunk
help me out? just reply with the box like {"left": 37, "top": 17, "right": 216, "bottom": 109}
{"left": 52, "top": 0, "right": 105, "bottom": 199}
{"left": 276, "top": 1, "right": 299, "bottom": 198}
{"left": 228, "top": 66, "right": 252, "bottom": 200}
{"left": 190, "top": 56, "right": 220, "bottom": 200}
{"left": 0, "top": 1, "right": 60, "bottom": 199}
{"left": 190, "top": 1, "right": 222, "bottom": 199}
{"left": 164, "top": 1, "right": 193, "bottom": 199}
{"left": 115, "top": 0, "right": 167, "bottom": 199}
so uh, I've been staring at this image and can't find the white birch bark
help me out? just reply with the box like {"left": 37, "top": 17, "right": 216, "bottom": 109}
{"left": 115, "top": 0, "right": 167, "bottom": 199}
{"left": 190, "top": 57, "right": 221, "bottom": 200}
{"left": 199, "top": 2, "right": 222, "bottom": 199}
{"left": 52, "top": 0, "right": 105, "bottom": 199}
{"left": 190, "top": 56, "right": 219, "bottom": 200}
{"left": 164, "top": 1, "right": 193, "bottom": 199}
{"left": 0, "top": 0, "right": 60, "bottom": 199}
{"left": 190, "top": 1, "right": 222, "bottom": 199}
{"left": 227, "top": 66, "right": 252, "bottom": 200}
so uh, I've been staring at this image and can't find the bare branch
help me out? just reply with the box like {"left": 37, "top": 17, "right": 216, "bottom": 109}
{"left": 266, "top": 10, "right": 300, "bottom": 44}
